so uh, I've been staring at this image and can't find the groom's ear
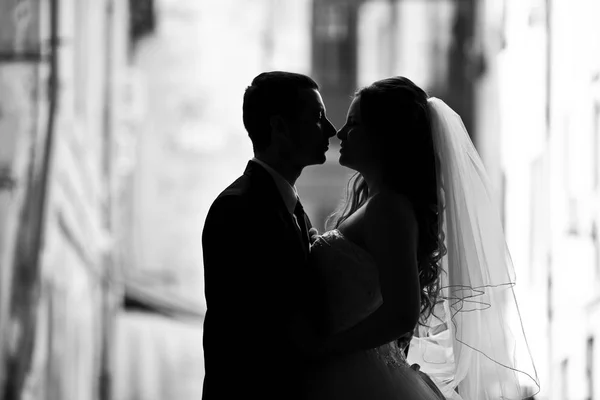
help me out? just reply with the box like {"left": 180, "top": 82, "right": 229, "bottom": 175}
{"left": 269, "top": 115, "right": 290, "bottom": 139}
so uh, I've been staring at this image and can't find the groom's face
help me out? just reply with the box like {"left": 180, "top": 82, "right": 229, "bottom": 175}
{"left": 282, "top": 89, "right": 336, "bottom": 167}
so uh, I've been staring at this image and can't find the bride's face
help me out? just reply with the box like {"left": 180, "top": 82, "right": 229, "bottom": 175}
{"left": 337, "top": 97, "right": 380, "bottom": 172}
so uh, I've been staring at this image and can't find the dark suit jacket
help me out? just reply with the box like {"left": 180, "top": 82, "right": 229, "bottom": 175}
{"left": 202, "top": 160, "right": 315, "bottom": 400}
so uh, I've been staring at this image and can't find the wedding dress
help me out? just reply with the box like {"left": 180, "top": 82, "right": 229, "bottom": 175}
{"left": 304, "top": 229, "right": 446, "bottom": 400}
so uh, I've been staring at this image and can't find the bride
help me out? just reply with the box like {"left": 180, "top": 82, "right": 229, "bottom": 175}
{"left": 303, "top": 76, "right": 540, "bottom": 400}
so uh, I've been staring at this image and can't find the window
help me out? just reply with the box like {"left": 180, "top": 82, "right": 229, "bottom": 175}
{"left": 313, "top": 1, "right": 351, "bottom": 88}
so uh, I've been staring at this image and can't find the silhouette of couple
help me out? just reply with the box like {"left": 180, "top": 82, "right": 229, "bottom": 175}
{"left": 201, "top": 72, "right": 539, "bottom": 400}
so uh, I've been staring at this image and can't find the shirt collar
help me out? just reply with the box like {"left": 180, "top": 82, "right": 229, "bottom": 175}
{"left": 251, "top": 158, "right": 298, "bottom": 214}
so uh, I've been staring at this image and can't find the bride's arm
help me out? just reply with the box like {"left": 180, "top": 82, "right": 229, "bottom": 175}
{"left": 318, "top": 192, "right": 421, "bottom": 356}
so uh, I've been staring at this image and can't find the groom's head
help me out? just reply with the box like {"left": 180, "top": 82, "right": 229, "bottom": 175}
{"left": 243, "top": 71, "right": 336, "bottom": 167}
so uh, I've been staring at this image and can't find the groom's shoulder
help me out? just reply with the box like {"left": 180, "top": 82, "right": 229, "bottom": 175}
{"left": 209, "top": 175, "right": 251, "bottom": 210}
{"left": 218, "top": 173, "right": 251, "bottom": 199}
{"left": 207, "top": 159, "right": 279, "bottom": 216}
{"left": 208, "top": 171, "right": 266, "bottom": 213}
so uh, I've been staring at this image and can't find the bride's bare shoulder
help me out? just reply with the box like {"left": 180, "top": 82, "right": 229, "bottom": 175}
{"left": 365, "top": 190, "right": 416, "bottom": 224}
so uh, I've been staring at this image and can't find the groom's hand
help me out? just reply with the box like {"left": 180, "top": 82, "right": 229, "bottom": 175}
{"left": 309, "top": 228, "right": 319, "bottom": 245}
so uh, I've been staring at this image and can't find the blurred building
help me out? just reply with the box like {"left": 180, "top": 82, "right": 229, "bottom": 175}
{"left": 0, "top": 0, "right": 129, "bottom": 399}
{"left": 476, "top": 0, "right": 600, "bottom": 399}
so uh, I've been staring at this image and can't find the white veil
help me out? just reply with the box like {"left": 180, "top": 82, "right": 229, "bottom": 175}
{"left": 406, "top": 98, "right": 540, "bottom": 400}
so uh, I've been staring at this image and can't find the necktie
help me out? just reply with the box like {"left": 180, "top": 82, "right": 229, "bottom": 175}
{"left": 293, "top": 197, "right": 310, "bottom": 249}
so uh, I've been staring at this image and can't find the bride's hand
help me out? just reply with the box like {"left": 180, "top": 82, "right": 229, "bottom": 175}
{"left": 309, "top": 228, "right": 320, "bottom": 245}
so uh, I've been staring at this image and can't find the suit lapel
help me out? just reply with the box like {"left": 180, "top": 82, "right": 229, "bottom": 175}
{"left": 244, "top": 161, "right": 309, "bottom": 259}
{"left": 279, "top": 209, "right": 310, "bottom": 259}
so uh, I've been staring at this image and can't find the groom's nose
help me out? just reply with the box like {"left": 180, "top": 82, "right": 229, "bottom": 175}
{"left": 324, "top": 117, "right": 336, "bottom": 138}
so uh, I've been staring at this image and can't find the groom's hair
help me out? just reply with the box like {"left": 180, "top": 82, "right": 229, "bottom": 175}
{"left": 243, "top": 71, "right": 319, "bottom": 152}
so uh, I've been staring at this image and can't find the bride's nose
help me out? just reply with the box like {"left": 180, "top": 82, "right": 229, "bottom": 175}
{"left": 337, "top": 127, "right": 347, "bottom": 141}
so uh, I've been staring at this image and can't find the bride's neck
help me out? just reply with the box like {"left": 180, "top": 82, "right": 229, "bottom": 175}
{"left": 361, "top": 171, "right": 384, "bottom": 200}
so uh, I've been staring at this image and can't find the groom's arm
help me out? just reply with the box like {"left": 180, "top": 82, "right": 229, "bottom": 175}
{"left": 203, "top": 195, "right": 310, "bottom": 347}
{"left": 203, "top": 196, "right": 272, "bottom": 319}
{"left": 203, "top": 196, "right": 250, "bottom": 315}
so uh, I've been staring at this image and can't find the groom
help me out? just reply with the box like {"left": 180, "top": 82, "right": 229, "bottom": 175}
{"left": 201, "top": 71, "right": 336, "bottom": 399}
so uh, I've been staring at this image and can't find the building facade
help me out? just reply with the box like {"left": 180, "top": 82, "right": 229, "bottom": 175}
{"left": 0, "top": 0, "right": 131, "bottom": 398}
{"left": 477, "top": 0, "right": 600, "bottom": 399}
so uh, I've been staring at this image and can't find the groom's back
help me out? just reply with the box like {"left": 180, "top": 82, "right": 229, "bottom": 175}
{"left": 202, "top": 162, "right": 310, "bottom": 400}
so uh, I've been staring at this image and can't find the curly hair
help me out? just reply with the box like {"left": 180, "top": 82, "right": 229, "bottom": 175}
{"left": 327, "top": 77, "right": 446, "bottom": 326}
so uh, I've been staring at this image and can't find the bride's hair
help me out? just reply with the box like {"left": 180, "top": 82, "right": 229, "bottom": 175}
{"left": 327, "top": 76, "right": 446, "bottom": 326}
